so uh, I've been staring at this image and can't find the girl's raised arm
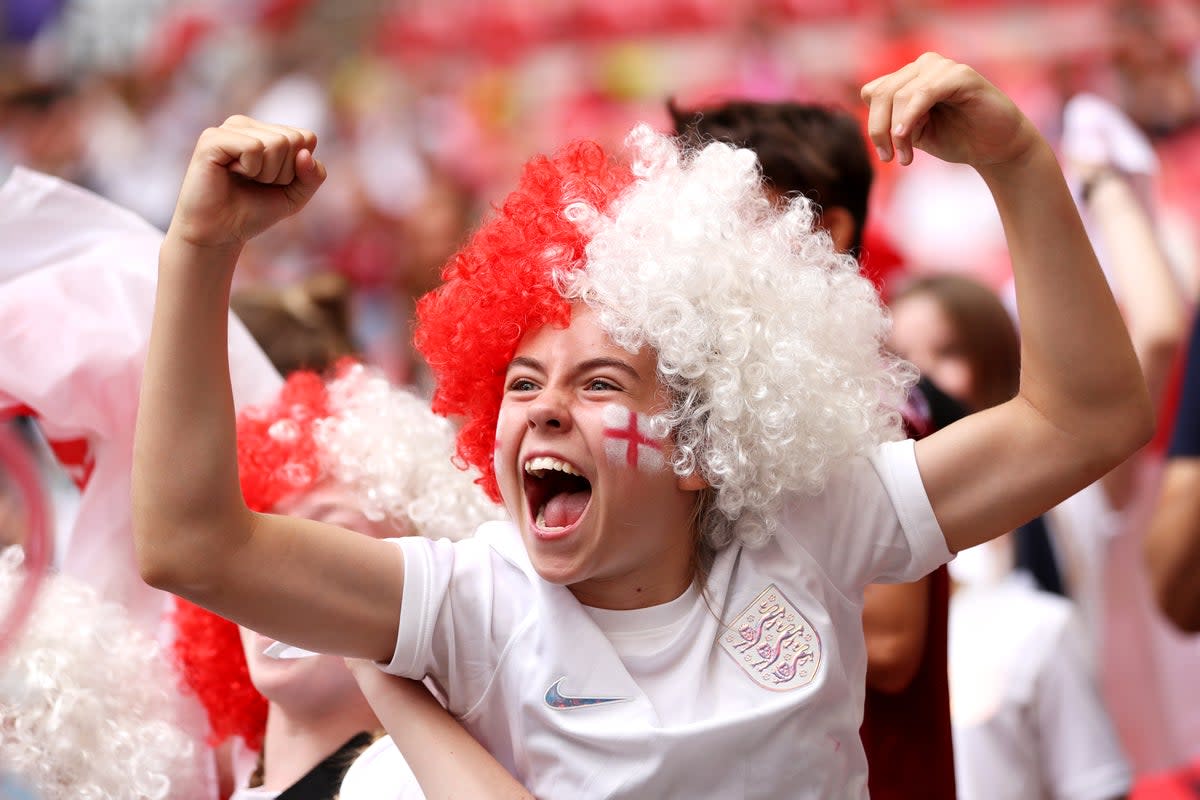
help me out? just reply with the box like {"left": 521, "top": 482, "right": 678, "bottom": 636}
{"left": 861, "top": 55, "right": 1154, "bottom": 553}
{"left": 133, "top": 117, "right": 402, "bottom": 661}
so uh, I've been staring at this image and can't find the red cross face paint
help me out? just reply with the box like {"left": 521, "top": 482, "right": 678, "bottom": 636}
{"left": 602, "top": 404, "right": 666, "bottom": 473}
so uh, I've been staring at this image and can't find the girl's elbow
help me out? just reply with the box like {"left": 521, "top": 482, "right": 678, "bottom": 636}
{"left": 133, "top": 513, "right": 195, "bottom": 592}
{"left": 1128, "top": 396, "right": 1156, "bottom": 452}
{"left": 1106, "top": 390, "right": 1155, "bottom": 464}
{"left": 133, "top": 533, "right": 184, "bottom": 591}
{"left": 132, "top": 508, "right": 238, "bottom": 593}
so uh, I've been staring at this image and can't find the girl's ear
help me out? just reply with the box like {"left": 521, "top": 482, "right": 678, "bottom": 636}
{"left": 677, "top": 471, "right": 709, "bottom": 492}
{"left": 823, "top": 206, "right": 857, "bottom": 254}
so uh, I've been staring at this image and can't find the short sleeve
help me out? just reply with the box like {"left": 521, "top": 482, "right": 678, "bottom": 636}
{"left": 783, "top": 439, "right": 951, "bottom": 594}
{"left": 378, "top": 531, "right": 531, "bottom": 716}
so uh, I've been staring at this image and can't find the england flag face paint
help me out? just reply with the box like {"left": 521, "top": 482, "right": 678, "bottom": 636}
{"left": 602, "top": 404, "right": 666, "bottom": 472}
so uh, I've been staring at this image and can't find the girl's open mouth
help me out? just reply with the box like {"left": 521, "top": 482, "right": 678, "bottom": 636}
{"left": 524, "top": 456, "right": 593, "bottom": 538}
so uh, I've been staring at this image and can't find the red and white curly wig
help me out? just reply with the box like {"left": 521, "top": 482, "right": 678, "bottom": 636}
{"left": 416, "top": 124, "right": 913, "bottom": 550}
{"left": 172, "top": 362, "right": 501, "bottom": 750}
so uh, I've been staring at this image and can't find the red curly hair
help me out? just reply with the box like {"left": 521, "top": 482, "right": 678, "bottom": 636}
{"left": 172, "top": 370, "right": 332, "bottom": 749}
{"left": 414, "top": 139, "right": 633, "bottom": 501}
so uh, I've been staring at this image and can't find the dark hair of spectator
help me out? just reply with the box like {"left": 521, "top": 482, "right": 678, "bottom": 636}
{"left": 231, "top": 272, "right": 358, "bottom": 376}
{"left": 668, "top": 99, "right": 874, "bottom": 251}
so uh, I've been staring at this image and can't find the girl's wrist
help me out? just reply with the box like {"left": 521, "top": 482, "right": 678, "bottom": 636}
{"left": 976, "top": 137, "right": 1059, "bottom": 194}
{"left": 159, "top": 230, "right": 243, "bottom": 275}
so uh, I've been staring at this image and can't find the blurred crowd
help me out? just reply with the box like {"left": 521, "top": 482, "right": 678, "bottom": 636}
{"left": 4, "top": 0, "right": 1200, "bottom": 798}
{"left": 4, "top": 0, "right": 1200, "bottom": 383}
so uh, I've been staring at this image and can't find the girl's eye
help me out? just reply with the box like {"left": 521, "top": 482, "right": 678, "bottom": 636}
{"left": 587, "top": 378, "right": 620, "bottom": 391}
{"left": 508, "top": 378, "right": 538, "bottom": 392}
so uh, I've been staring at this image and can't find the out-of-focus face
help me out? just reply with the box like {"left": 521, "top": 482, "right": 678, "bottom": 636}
{"left": 889, "top": 292, "right": 976, "bottom": 409}
{"left": 240, "top": 484, "right": 406, "bottom": 713}
{"left": 239, "top": 626, "right": 362, "bottom": 716}
{"left": 492, "top": 305, "right": 704, "bottom": 610}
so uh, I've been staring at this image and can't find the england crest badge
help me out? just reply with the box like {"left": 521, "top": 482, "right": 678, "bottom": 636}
{"left": 719, "top": 583, "right": 822, "bottom": 691}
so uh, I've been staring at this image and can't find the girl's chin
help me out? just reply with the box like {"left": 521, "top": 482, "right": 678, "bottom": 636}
{"left": 527, "top": 553, "right": 590, "bottom": 588}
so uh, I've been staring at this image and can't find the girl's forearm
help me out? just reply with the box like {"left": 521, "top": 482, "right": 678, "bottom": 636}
{"left": 351, "top": 668, "right": 535, "bottom": 800}
{"left": 981, "top": 142, "right": 1152, "bottom": 457}
{"left": 133, "top": 234, "right": 250, "bottom": 588}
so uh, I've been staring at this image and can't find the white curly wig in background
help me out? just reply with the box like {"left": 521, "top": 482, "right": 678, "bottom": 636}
{"left": 0, "top": 546, "right": 208, "bottom": 800}
{"left": 563, "top": 124, "right": 915, "bottom": 549}
{"left": 314, "top": 363, "right": 506, "bottom": 541}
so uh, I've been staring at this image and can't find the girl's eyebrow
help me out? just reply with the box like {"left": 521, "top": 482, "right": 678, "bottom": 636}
{"left": 575, "top": 357, "right": 642, "bottom": 381}
{"left": 505, "top": 356, "right": 642, "bottom": 381}
{"left": 507, "top": 356, "right": 543, "bottom": 374}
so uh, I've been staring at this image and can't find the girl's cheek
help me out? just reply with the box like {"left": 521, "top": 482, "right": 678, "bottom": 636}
{"left": 493, "top": 407, "right": 516, "bottom": 484}
{"left": 601, "top": 404, "right": 667, "bottom": 473}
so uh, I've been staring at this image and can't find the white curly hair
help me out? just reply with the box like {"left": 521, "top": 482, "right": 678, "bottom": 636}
{"left": 0, "top": 546, "right": 208, "bottom": 800}
{"left": 315, "top": 363, "right": 504, "bottom": 541}
{"left": 562, "top": 124, "right": 915, "bottom": 549}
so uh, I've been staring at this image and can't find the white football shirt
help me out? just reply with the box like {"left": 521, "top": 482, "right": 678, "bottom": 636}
{"left": 382, "top": 439, "right": 949, "bottom": 798}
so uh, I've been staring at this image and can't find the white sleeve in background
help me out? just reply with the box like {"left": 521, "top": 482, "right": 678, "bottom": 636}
{"left": 950, "top": 579, "right": 1132, "bottom": 800}
{"left": 0, "top": 166, "right": 282, "bottom": 633}
{"left": 1036, "top": 615, "right": 1133, "bottom": 800}
{"left": 337, "top": 736, "right": 427, "bottom": 800}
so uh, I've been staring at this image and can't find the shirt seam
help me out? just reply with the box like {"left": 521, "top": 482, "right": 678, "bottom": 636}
{"left": 459, "top": 610, "right": 538, "bottom": 723}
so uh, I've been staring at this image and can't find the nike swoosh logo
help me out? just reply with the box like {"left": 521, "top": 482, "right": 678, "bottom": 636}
{"left": 544, "top": 677, "right": 631, "bottom": 710}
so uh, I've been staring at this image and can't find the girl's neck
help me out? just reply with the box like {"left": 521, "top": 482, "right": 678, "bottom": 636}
{"left": 258, "top": 700, "right": 377, "bottom": 791}
{"left": 569, "top": 537, "right": 699, "bottom": 610}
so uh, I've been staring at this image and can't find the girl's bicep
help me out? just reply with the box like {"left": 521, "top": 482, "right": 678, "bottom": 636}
{"left": 197, "top": 511, "right": 404, "bottom": 662}
{"left": 915, "top": 398, "right": 1118, "bottom": 554}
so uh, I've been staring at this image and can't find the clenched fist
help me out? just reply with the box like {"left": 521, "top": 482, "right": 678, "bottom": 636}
{"left": 167, "top": 116, "right": 327, "bottom": 250}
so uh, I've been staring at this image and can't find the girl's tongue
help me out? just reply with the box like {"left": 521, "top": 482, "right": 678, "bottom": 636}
{"left": 540, "top": 489, "right": 590, "bottom": 529}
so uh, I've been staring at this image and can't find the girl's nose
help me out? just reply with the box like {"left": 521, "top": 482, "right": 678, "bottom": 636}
{"left": 528, "top": 391, "right": 571, "bottom": 432}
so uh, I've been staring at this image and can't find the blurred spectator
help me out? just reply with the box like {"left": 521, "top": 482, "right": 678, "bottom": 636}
{"left": 948, "top": 572, "right": 1132, "bottom": 800}
{"left": 231, "top": 271, "right": 360, "bottom": 378}
{"left": 0, "top": 79, "right": 88, "bottom": 184}
{"left": 1054, "top": 92, "right": 1200, "bottom": 788}
{"left": 1109, "top": 0, "right": 1200, "bottom": 141}
{"left": 1145, "top": 314, "right": 1200, "bottom": 634}
{"left": 0, "top": 165, "right": 282, "bottom": 797}
{"left": 889, "top": 272, "right": 1134, "bottom": 800}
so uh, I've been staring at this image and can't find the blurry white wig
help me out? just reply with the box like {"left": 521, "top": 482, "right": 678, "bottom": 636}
{"left": 0, "top": 546, "right": 207, "bottom": 799}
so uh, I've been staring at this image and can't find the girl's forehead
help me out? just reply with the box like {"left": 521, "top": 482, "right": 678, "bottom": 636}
{"left": 514, "top": 305, "right": 652, "bottom": 364}
{"left": 516, "top": 307, "right": 633, "bottom": 352}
